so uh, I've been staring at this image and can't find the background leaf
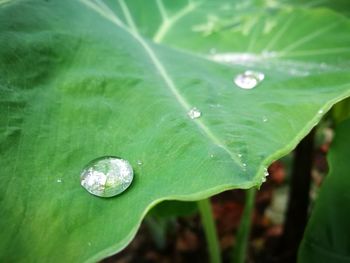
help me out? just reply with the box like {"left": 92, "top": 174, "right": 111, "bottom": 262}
{"left": 298, "top": 118, "right": 350, "bottom": 263}
{"left": 1, "top": 0, "right": 350, "bottom": 262}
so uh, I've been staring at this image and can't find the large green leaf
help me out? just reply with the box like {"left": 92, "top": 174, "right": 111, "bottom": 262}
{"left": 294, "top": 0, "right": 350, "bottom": 17}
{"left": 1, "top": 0, "right": 350, "bottom": 262}
{"left": 298, "top": 119, "right": 350, "bottom": 262}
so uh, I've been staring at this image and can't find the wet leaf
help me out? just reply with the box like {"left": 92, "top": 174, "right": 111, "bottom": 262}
{"left": 1, "top": 0, "right": 350, "bottom": 262}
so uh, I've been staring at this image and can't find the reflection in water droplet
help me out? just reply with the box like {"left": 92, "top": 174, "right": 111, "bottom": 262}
{"left": 137, "top": 160, "right": 143, "bottom": 165}
{"left": 188, "top": 107, "right": 202, "bottom": 119}
{"left": 57, "top": 179, "right": 62, "bottom": 183}
{"left": 243, "top": 163, "right": 247, "bottom": 167}
{"left": 80, "top": 156, "right": 133, "bottom": 198}
{"left": 238, "top": 153, "right": 242, "bottom": 158}
{"left": 263, "top": 116, "right": 268, "bottom": 122}
{"left": 210, "top": 154, "right": 214, "bottom": 158}
{"left": 234, "top": 70, "right": 265, "bottom": 89}
{"left": 318, "top": 109, "right": 324, "bottom": 114}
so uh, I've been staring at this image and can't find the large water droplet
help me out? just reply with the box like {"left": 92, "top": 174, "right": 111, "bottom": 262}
{"left": 80, "top": 156, "right": 134, "bottom": 198}
{"left": 234, "top": 70, "right": 264, "bottom": 89}
{"left": 188, "top": 107, "right": 201, "bottom": 119}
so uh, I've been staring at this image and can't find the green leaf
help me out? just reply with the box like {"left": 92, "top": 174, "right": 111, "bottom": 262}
{"left": 294, "top": 0, "right": 350, "bottom": 17}
{"left": 1, "top": 0, "right": 350, "bottom": 262}
{"left": 149, "top": 200, "right": 197, "bottom": 218}
{"left": 332, "top": 98, "right": 350, "bottom": 124}
{"left": 298, "top": 118, "right": 350, "bottom": 263}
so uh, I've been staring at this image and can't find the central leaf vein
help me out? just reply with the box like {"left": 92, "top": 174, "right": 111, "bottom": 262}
{"left": 79, "top": 0, "right": 243, "bottom": 167}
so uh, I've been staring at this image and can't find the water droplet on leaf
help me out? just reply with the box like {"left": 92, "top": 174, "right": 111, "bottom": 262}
{"left": 137, "top": 160, "right": 143, "bottom": 165}
{"left": 264, "top": 167, "right": 269, "bottom": 177}
{"left": 263, "top": 116, "right": 268, "bottom": 122}
{"left": 80, "top": 156, "right": 134, "bottom": 198}
{"left": 234, "top": 70, "right": 264, "bottom": 89}
{"left": 318, "top": 109, "right": 324, "bottom": 114}
{"left": 57, "top": 179, "right": 62, "bottom": 183}
{"left": 188, "top": 107, "right": 201, "bottom": 119}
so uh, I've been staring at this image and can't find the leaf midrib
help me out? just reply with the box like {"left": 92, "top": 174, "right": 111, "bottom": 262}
{"left": 78, "top": 0, "right": 244, "bottom": 167}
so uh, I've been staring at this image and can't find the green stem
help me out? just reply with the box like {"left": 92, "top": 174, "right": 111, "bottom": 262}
{"left": 232, "top": 188, "right": 256, "bottom": 263}
{"left": 198, "top": 198, "right": 221, "bottom": 263}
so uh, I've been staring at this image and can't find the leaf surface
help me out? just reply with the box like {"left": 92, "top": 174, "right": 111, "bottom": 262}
{"left": 1, "top": 0, "right": 350, "bottom": 262}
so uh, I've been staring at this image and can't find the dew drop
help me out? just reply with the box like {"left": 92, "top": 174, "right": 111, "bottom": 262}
{"left": 243, "top": 163, "right": 247, "bottom": 167}
{"left": 318, "top": 109, "right": 324, "bottom": 114}
{"left": 234, "top": 70, "right": 264, "bottom": 90}
{"left": 264, "top": 167, "right": 269, "bottom": 177}
{"left": 57, "top": 179, "right": 62, "bottom": 183}
{"left": 80, "top": 156, "right": 134, "bottom": 198}
{"left": 188, "top": 107, "right": 201, "bottom": 119}
{"left": 137, "top": 160, "right": 143, "bottom": 165}
{"left": 261, "top": 167, "right": 269, "bottom": 183}
{"left": 262, "top": 116, "right": 268, "bottom": 122}
{"left": 238, "top": 153, "right": 242, "bottom": 158}
{"left": 210, "top": 154, "right": 214, "bottom": 158}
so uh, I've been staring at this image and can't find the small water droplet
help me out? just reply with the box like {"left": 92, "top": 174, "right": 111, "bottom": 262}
{"left": 137, "top": 160, "right": 143, "bottom": 165}
{"left": 210, "top": 154, "right": 214, "bottom": 158}
{"left": 243, "top": 163, "right": 247, "bottom": 167}
{"left": 264, "top": 167, "right": 269, "bottom": 177}
{"left": 57, "top": 179, "right": 62, "bottom": 183}
{"left": 234, "top": 70, "right": 264, "bottom": 89}
{"left": 261, "top": 177, "right": 267, "bottom": 183}
{"left": 188, "top": 107, "right": 201, "bottom": 119}
{"left": 238, "top": 153, "right": 242, "bottom": 158}
{"left": 262, "top": 116, "right": 268, "bottom": 122}
{"left": 80, "top": 156, "right": 134, "bottom": 198}
{"left": 318, "top": 109, "right": 324, "bottom": 114}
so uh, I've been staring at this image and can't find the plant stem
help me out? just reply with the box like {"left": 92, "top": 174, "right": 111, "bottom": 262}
{"left": 232, "top": 188, "right": 256, "bottom": 263}
{"left": 198, "top": 198, "right": 221, "bottom": 263}
{"left": 278, "top": 128, "right": 315, "bottom": 262}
